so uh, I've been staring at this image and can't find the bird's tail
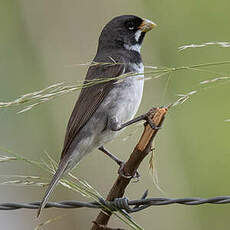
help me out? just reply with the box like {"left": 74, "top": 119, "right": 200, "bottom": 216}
{"left": 37, "top": 158, "right": 69, "bottom": 217}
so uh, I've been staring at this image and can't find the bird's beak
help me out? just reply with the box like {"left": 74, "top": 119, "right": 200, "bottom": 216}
{"left": 139, "top": 18, "right": 157, "bottom": 32}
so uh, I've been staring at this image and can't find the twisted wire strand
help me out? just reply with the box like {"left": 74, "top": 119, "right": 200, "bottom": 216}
{"left": 1, "top": 195, "right": 230, "bottom": 212}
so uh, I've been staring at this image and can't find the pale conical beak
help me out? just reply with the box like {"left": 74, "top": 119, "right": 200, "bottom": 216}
{"left": 138, "top": 18, "right": 157, "bottom": 32}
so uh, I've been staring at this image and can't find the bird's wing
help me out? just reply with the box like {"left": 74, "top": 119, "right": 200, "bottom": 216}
{"left": 61, "top": 59, "right": 125, "bottom": 159}
{"left": 37, "top": 60, "right": 125, "bottom": 217}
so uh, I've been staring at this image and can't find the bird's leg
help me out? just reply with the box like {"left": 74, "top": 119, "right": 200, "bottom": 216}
{"left": 98, "top": 146, "right": 123, "bottom": 166}
{"left": 98, "top": 146, "right": 140, "bottom": 180}
{"left": 109, "top": 107, "right": 161, "bottom": 131}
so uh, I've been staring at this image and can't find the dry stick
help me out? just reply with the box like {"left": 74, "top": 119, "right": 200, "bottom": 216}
{"left": 92, "top": 221, "right": 125, "bottom": 230}
{"left": 91, "top": 107, "right": 168, "bottom": 230}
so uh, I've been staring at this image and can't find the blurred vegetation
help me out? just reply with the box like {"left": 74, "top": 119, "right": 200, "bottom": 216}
{"left": 0, "top": 0, "right": 230, "bottom": 229}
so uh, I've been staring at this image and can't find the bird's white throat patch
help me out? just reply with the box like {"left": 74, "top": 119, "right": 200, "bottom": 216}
{"left": 124, "top": 30, "right": 142, "bottom": 52}
{"left": 124, "top": 43, "right": 141, "bottom": 52}
{"left": 131, "top": 62, "right": 144, "bottom": 74}
{"left": 135, "top": 30, "right": 142, "bottom": 42}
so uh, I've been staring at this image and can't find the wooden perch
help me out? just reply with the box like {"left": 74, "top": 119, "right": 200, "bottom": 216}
{"left": 91, "top": 107, "right": 168, "bottom": 230}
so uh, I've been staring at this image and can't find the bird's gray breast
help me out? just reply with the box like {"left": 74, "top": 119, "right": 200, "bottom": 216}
{"left": 96, "top": 62, "right": 144, "bottom": 143}
{"left": 67, "top": 62, "right": 144, "bottom": 167}
{"left": 108, "top": 62, "right": 144, "bottom": 121}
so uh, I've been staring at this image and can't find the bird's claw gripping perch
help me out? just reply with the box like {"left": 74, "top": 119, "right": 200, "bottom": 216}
{"left": 118, "top": 162, "right": 140, "bottom": 182}
{"left": 144, "top": 108, "right": 162, "bottom": 130}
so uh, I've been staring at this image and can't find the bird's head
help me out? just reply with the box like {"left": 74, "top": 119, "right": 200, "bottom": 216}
{"left": 98, "top": 15, "right": 157, "bottom": 53}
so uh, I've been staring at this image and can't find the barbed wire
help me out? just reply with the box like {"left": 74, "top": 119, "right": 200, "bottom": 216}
{"left": 1, "top": 192, "right": 230, "bottom": 213}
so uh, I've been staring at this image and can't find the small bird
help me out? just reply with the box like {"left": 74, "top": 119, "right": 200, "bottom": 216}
{"left": 38, "top": 15, "right": 156, "bottom": 217}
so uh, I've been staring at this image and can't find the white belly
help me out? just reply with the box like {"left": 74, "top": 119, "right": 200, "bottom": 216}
{"left": 67, "top": 62, "right": 144, "bottom": 169}
{"left": 113, "top": 62, "right": 144, "bottom": 122}
{"left": 95, "top": 62, "right": 144, "bottom": 144}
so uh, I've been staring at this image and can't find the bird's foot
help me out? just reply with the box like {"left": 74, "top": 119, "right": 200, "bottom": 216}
{"left": 98, "top": 146, "right": 140, "bottom": 181}
{"left": 144, "top": 107, "right": 162, "bottom": 130}
{"left": 118, "top": 162, "right": 140, "bottom": 182}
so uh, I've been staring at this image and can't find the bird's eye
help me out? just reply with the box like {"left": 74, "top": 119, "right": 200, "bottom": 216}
{"left": 126, "top": 21, "right": 135, "bottom": 31}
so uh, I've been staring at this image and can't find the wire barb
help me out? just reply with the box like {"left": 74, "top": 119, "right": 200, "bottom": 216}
{"left": 1, "top": 195, "right": 230, "bottom": 212}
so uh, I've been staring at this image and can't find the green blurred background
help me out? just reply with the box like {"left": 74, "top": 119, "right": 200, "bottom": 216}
{"left": 0, "top": 0, "right": 230, "bottom": 229}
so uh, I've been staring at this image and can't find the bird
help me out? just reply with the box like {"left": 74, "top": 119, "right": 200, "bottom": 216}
{"left": 37, "top": 15, "right": 156, "bottom": 217}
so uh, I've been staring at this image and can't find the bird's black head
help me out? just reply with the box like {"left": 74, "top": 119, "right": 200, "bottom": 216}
{"left": 97, "top": 15, "right": 156, "bottom": 53}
